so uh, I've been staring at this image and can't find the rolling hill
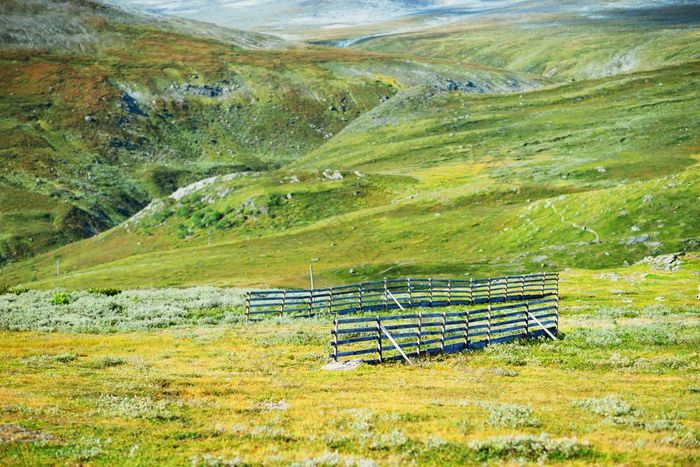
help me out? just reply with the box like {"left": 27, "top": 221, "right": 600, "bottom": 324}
{"left": 0, "top": 0, "right": 541, "bottom": 267}
{"left": 3, "top": 57, "right": 698, "bottom": 289}
{"left": 0, "top": 0, "right": 698, "bottom": 290}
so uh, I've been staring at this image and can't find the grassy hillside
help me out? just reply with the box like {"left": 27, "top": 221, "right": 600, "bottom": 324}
{"left": 344, "top": 12, "right": 700, "bottom": 80}
{"left": 3, "top": 58, "right": 698, "bottom": 289}
{"left": 0, "top": 0, "right": 541, "bottom": 266}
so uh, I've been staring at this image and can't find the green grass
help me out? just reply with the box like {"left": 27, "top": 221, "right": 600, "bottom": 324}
{"left": 2, "top": 0, "right": 545, "bottom": 266}
{"left": 3, "top": 57, "right": 697, "bottom": 290}
{"left": 1, "top": 3, "right": 699, "bottom": 465}
{"left": 2, "top": 2, "right": 698, "bottom": 287}
{"left": 348, "top": 13, "right": 700, "bottom": 81}
{"left": 0, "top": 264, "right": 698, "bottom": 465}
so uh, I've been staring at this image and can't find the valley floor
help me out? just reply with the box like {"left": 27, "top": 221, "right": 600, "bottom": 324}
{"left": 0, "top": 261, "right": 698, "bottom": 465}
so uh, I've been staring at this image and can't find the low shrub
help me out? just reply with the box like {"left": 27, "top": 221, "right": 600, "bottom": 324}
{"left": 191, "top": 454, "right": 243, "bottom": 466}
{"left": 572, "top": 395, "right": 634, "bottom": 417}
{"left": 22, "top": 353, "right": 78, "bottom": 368}
{"left": 254, "top": 329, "right": 326, "bottom": 347}
{"left": 479, "top": 402, "right": 539, "bottom": 428}
{"left": 88, "top": 288, "right": 122, "bottom": 296}
{"left": 659, "top": 431, "right": 700, "bottom": 449}
{"left": 96, "top": 394, "right": 176, "bottom": 420}
{"left": 0, "top": 287, "right": 246, "bottom": 332}
{"left": 607, "top": 416, "right": 679, "bottom": 432}
{"left": 85, "top": 356, "right": 127, "bottom": 369}
{"left": 0, "top": 285, "right": 28, "bottom": 296}
{"left": 51, "top": 292, "right": 72, "bottom": 305}
{"left": 469, "top": 434, "right": 593, "bottom": 461}
{"left": 484, "top": 342, "right": 531, "bottom": 366}
{"left": 67, "top": 436, "right": 108, "bottom": 462}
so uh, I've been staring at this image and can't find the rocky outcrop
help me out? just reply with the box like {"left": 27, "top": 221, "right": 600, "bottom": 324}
{"left": 636, "top": 252, "right": 684, "bottom": 272}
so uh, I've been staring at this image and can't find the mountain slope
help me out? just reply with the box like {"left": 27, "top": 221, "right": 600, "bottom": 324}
{"left": 0, "top": 0, "right": 540, "bottom": 266}
{"left": 4, "top": 59, "right": 698, "bottom": 289}
{"left": 0, "top": 0, "right": 289, "bottom": 51}
{"left": 347, "top": 10, "right": 700, "bottom": 80}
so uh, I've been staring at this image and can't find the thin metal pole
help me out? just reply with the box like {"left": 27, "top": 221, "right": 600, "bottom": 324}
{"left": 387, "top": 290, "right": 405, "bottom": 311}
{"left": 380, "top": 324, "right": 413, "bottom": 365}
{"left": 527, "top": 309, "right": 559, "bottom": 341}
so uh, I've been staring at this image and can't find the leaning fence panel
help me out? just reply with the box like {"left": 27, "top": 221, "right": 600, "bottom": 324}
{"left": 330, "top": 296, "right": 559, "bottom": 364}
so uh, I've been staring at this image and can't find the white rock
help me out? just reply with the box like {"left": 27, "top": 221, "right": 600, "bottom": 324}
{"left": 322, "top": 360, "right": 362, "bottom": 371}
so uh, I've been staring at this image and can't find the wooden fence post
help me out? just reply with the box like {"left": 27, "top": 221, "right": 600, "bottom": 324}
{"left": 520, "top": 275, "right": 525, "bottom": 299}
{"left": 417, "top": 311, "right": 422, "bottom": 356}
{"left": 541, "top": 273, "right": 546, "bottom": 296}
{"left": 307, "top": 290, "right": 313, "bottom": 317}
{"left": 524, "top": 303, "right": 530, "bottom": 337}
{"left": 555, "top": 295, "right": 560, "bottom": 331}
{"left": 328, "top": 288, "right": 334, "bottom": 314}
{"left": 447, "top": 279, "right": 452, "bottom": 306}
{"left": 383, "top": 278, "right": 388, "bottom": 310}
{"left": 408, "top": 278, "right": 413, "bottom": 306}
{"left": 440, "top": 312, "right": 446, "bottom": 353}
{"left": 505, "top": 276, "right": 510, "bottom": 300}
{"left": 487, "top": 304, "right": 492, "bottom": 346}
{"left": 468, "top": 278, "right": 473, "bottom": 303}
{"left": 487, "top": 279, "right": 492, "bottom": 302}
{"left": 245, "top": 292, "right": 251, "bottom": 321}
{"left": 376, "top": 315, "right": 383, "bottom": 363}
{"left": 429, "top": 278, "right": 434, "bottom": 307}
{"left": 280, "top": 290, "right": 286, "bottom": 317}
{"left": 464, "top": 309, "right": 470, "bottom": 350}
{"left": 333, "top": 319, "right": 339, "bottom": 361}
{"left": 358, "top": 285, "right": 363, "bottom": 312}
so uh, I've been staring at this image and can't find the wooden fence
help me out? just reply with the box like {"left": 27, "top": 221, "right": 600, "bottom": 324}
{"left": 245, "top": 272, "right": 558, "bottom": 320}
{"left": 330, "top": 296, "right": 559, "bottom": 364}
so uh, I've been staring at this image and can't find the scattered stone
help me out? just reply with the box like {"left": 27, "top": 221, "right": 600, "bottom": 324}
{"left": 655, "top": 296, "right": 665, "bottom": 301}
{"left": 631, "top": 225, "right": 640, "bottom": 232}
{"left": 348, "top": 268, "right": 357, "bottom": 275}
{"left": 322, "top": 360, "right": 362, "bottom": 371}
{"left": 596, "top": 166, "right": 607, "bottom": 173}
{"left": 626, "top": 234, "right": 649, "bottom": 245}
{"left": 257, "top": 400, "right": 289, "bottom": 411}
{"left": 322, "top": 169, "right": 343, "bottom": 180}
{"left": 643, "top": 194, "right": 653, "bottom": 204}
{"left": 169, "top": 82, "right": 239, "bottom": 98}
{"left": 636, "top": 252, "right": 684, "bottom": 272}
{"left": 488, "top": 367, "right": 519, "bottom": 377}
{"left": 286, "top": 193, "right": 292, "bottom": 200}
{"left": 0, "top": 424, "right": 56, "bottom": 444}
{"left": 600, "top": 272, "right": 619, "bottom": 282}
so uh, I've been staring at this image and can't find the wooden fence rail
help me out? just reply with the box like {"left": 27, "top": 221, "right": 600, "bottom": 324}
{"left": 245, "top": 272, "right": 558, "bottom": 320}
{"left": 331, "top": 296, "right": 560, "bottom": 364}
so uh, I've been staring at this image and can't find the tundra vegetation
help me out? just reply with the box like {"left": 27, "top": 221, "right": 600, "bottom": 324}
{"left": 0, "top": 0, "right": 698, "bottom": 465}
{"left": 0, "top": 262, "right": 699, "bottom": 464}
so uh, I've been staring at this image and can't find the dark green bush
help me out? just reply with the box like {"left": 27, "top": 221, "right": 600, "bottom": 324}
{"left": 89, "top": 288, "right": 122, "bottom": 297}
{"left": 0, "top": 285, "right": 28, "bottom": 296}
